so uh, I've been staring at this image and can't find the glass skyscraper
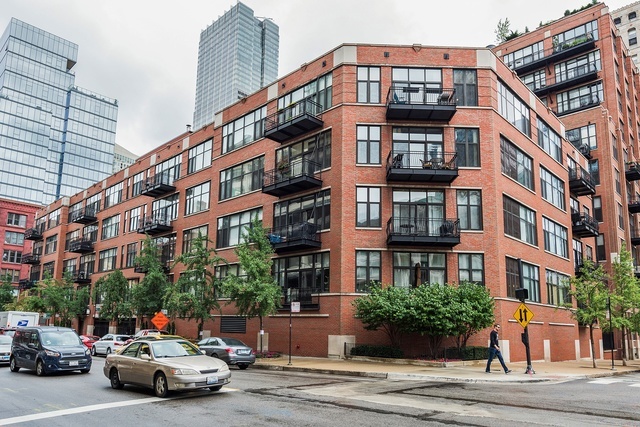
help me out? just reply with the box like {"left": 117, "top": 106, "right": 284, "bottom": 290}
{"left": 0, "top": 18, "right": 118, "bottom": 205}
{"left": 193, "top": 1, "right": 279, "bottom": 129}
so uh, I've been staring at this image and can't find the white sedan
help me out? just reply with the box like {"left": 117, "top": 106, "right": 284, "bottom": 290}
{"left": 91, "top": 334, "right": 132, "bottom": 356}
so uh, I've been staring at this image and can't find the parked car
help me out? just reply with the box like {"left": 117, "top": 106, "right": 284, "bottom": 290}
{"left": 0, "top": 334, "right": 12, "bottom": 365}
{"left": 196, "top": 337, "right": 256, "bottom": 369}
{"left": 10, "top": 326, "right": 91, "bottom": 375}
{"left": 1, "top": 328, "right": 17, "bottom": 338}
{"left": 124, "top": 329, "right": 169, "bottom": 345}
{"left": 91, "top": 334, "right": 132, "bottom": 356}
{"left": 103, "top": 335, "right": 231, "bottom": 397}
{"left": 80, "top": 335, "right": 100, "bottom": 349}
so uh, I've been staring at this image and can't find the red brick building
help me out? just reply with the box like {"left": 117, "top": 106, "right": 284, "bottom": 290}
{"left": 28, "top": 42, "right": 598, "bottom": 362}
{"left": 494, "top": 2, "right": 640, "bottom": 360}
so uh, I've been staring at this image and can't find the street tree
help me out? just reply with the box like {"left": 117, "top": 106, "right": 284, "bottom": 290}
{"left": 22, "top": 272, "right": 89, "bottom": 326}
{"left": 0, "top": 274, "right": 16, "bottom": 311}
{"left": 165, "top": 234, "right": 226, "bottom": 338}
{"left": 222, "top": 218, "right": 281, "bottom": 353}
{"left": 130, "top": 236, "right": 170, "bottom": 326}
{"left": 610, "top": 245, "right": 640, "bottom": 364}
{"left": 93, "top": 269, "right": 133, "bottom": 323}
{"left": 451, "top": 281, "right": 495, "bottom": 351}
{"left": 567, "top": 259, "right": 608, "bottom": 368}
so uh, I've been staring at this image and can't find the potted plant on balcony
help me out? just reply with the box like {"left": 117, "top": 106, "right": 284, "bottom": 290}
{"left": 277, "top": 158, "right": 290, "bottom": 179}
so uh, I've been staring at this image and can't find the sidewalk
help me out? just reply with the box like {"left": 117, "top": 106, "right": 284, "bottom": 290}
{"left": 253, "top": 356, "right": 640, "bottom": 383}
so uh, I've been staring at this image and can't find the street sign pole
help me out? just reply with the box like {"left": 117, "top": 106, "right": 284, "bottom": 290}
{"left": 288, "top": 305, "right": 292, "bottom": 366}
{"left": 517, "top": 258, "right": 535, "bottom": 375}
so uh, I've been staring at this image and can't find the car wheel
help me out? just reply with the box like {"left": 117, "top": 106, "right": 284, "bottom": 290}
{"left": 238, "top": 364, "right": 248, "bottom": 370}
{"left": 91, "top": 346, "right": 97, "bottom": 356}
{"left": 210, "top": 353, "right": 219, "bottom": 358}
{"left": 106, "top": 347, "right": 112, "bottom": 355}
{"left": 36, "top": 360, "right": 46, "bottom": 376}
{"left": 110, "top": 368, "right": 124, "bottom": 389}
{"left": 154, "top": 372, "right": 169, "bottom": 398}
{"left": 209, "top": 385, "right": 223, "bottom": 392}
{"left": 9, "top": 356, "right": 19, "bottom": 372}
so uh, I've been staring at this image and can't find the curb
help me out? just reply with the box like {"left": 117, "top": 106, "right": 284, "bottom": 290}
{"left": 252, "top": 363, "right": 388, "bottom": 378}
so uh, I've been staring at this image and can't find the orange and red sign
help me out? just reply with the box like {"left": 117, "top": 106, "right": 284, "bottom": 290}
{"left": 151, "top": 311, "right": 169, "bottom": 330}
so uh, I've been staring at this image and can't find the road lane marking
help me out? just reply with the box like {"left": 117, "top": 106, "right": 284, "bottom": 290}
{"left": 0, "top": 388, "right": 239, "bottom": 426}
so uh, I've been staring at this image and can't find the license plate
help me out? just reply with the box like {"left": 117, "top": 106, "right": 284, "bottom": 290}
{"left": 206, "top": 376, "right": 218, "bottom": 385}
{"left": 0, "top": 356, "right": 8, "bottom": 361}
{"left": 238, "top": 350, "right": 249, "bottom": 355}
{"left": 69, "top": 360, "right": 79, "bottom": 366}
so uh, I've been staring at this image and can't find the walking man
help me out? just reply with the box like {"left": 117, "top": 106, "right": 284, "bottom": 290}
{"left": 486, "top": 323, "right": 512, "bottom": 374}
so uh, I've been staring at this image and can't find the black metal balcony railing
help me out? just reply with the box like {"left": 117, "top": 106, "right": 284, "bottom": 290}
{"left": 509, "top": 32, "right": 596, "bottom": 74}
{"left": 631, "top": 231, "right": 640, "bottom": 246}
{"left": 264, "top": 98, "right": 323, "bottom": 143}
{"left": 267, "top": 221, "right": 321, "bottom": 253}
{"left": 571, "top": 212, "right": 599, "bottom": 238}
{"left": 626, "top": 162, "right": 640, "bottom": 181}
{"left": 386, "top": 150, "right": 458, "bottom": 183}
{"left": 140, "top": 173, "right": 176, "bottom": 198}
{"left": 568, "top": 165, "right": 596, "bottom": 196}
{"left": 262, "top": 158, "right": 322, "bottom": 197}
{"left": 69, "top": 206, "right": 98, "bottom": 224}
{"left": 69, "top": 237, "right": 94, "bottom": 254}
{"left": 280, "top": 287, "right": 320, "bottom": 310}
{"left": 566, "top": 136, "right": 591, "bottom": 159}
{"left": 18, "top": 279, "right": 36, "bottom": 290}
{"left": 386, "top": 85, "right": 457, "bottom": 121}
{"left": 555, "top": 93, "right": 600, "bottom": 117}
{"left": 24, "top": 227, "right": 43, "bottom": 241}
{"left": 134, "top": 255, "right": 171, "bottom": 273}
{"left": 136, "top": 214, "right": 173, "bottom": 235}
{"left": 21, "top": 253, "right": 41, "bottom": 265}
{"left": 65, "top": 269, "right": 91, "bottom": 284}
{"left": 531, "top": 62, "right": 598, "bottom": 97}
{"left": 629, "top": 199, "right": 640, "bottom": 214}
{"left": 386, "top": 217, "right": 460, "bottom": 247}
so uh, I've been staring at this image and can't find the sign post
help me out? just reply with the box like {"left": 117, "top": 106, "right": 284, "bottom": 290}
{"left": 288, "top": 301, "right": 300, "bottom": 366}
{"left": 516, "top": 258, "right": 534, "bottom": 375}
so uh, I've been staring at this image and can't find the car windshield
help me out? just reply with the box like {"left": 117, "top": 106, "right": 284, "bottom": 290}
{"left": 151, "top": 340, "right": 201, "bottom": 358}
{"left": 221, "top": 338, "right": 247, "bottom": 346}
{"left": 41, "top": 331, "right": 81, "bottom": 346}
{"left": 0, "top": 335, "right": 12, "bottom": 344}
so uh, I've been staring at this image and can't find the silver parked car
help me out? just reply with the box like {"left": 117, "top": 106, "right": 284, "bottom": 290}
{"left": 103, "top": 336, "right": 231, "bottom": 397}
{"left": 0, "top": 334, "right": 12, "bottom": 365}
{"left": 196, "top": 337, "right": 256, "bottom": 369}
{"left": 91, "top": 334, "right": 132, "bottom": 356}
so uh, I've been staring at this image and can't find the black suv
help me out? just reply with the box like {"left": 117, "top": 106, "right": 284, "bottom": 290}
{"left": 10, "top": 326, "right": 92, "bottom": 376}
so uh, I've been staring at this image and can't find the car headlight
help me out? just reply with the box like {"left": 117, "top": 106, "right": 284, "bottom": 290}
{"left": 85, "top": 348, "right": 91, "bottom": 356}
{"left": 170, "top": 368, "right": 199, "bottom": 375}
{"left": 218, "top": 363, "right": 230, "bottom": 373}
{"left": 44, "top": 349, "right": 60, "bottom": 357}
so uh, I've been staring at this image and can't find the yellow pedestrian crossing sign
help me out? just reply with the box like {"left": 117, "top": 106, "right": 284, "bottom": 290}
{"left": 513, "top": 303, "right": 534, "bottom": 328}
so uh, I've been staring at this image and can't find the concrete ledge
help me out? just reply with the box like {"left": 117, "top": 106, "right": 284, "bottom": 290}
{"left": 252, "top": 362, "right": 388, "bottom": 378}
{"left": 345, "top": 355, "right": 484, "bottom": 368}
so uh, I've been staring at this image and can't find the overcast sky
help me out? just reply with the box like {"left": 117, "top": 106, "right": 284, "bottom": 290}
{"left": 0, "top": 0, "right": 632, "bottom": 156}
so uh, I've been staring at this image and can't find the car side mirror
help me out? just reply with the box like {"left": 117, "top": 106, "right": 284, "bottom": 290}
{"left": 141, "top": 354, "right": 151, "bottom": 361}
{"left": 200, "top": 349, "right": 207, "bottom": 355}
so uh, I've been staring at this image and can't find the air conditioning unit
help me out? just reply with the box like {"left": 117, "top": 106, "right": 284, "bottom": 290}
{"left": 579, "top": 144, "right": 590, "bottom": 155}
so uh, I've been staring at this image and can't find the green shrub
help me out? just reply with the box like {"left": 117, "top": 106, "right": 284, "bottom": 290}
{"left": 350, "top": 344, "right": 403, "bottom": 359}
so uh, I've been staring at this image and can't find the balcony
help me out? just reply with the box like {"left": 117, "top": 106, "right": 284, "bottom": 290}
{"left": 571, "top": 212, "right": 599, "bottom": 238}
{"left": 626, "top": 162, "right": 640, "bottom": 181}
{"left": 555, "top": 93, "right": 600, "bottom": 117}
{"left": 386, "top": 217, "right": 460, "bottom": 247}
{"left": 24, "top": 227, "right": 43, "bottom": 241}
{"left": 267, "top": 222, "right": 321, "bottom": 253}
{"left": 134, "top": 255, "right": 171, "bottom": 273}
{"left": 280, "top": 287, "right": 320, "bottom": 311}
{"left": 531, "top": 62, "right": 598, "bottom": 97}
{"left": 629, "top": 199, "right": 640, "bottom": 214}
{"left": 386, "top": 86, "right": 457, "bottom": 121}
{"left": 262, "top": 158, "right": 322, "bottom": 197}
{"left": 632, "top": 232, "right": 640, "bottom": 246}
{"left": 511, "top": 32, "right": 596, "bottom": 75}
{"left": 136, "top": 215, "right": 173, "bottom": 235}
{"left": 21, "top": 253, "right": 41, "bottom": 265}
{"left": 69, "top": 237, "right": 94, "bottom": 254}
{"left": 568, "top": 165, "right": 596, "bottom": 196}
{"left": 386, "top": 150, "right": 458, "bottom": 183}
{"left": 264, "top": 98, "right": 323, "bottom": 143}
{"left": 566, "top": 137, "right": 591, "bottom": 159}
{"left": 69, "top": 207, "right": 98, "bottom": 224}
{"left": 67, "top": 269, "right": 91, "bottom": 284}
{"left": 140, "top": 173, "right": 176, "bottom": 198}
{"left": 18, "top": 279, "right": 36, "bottom": 290}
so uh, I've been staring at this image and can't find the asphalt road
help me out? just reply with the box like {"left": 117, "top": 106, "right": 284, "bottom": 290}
{"left": 1, "top": 357, "right": 640, "bottom": 426}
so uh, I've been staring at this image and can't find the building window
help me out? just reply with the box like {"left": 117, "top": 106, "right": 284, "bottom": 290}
{"left": 222, "top": 107, "right": 266, "bottom": 154}
{"left": 392, "top": 127, "right": 443, "bottom": 168}
{"left": 537, "top": 119, "right": 562, "bottom": 163}
{"left": 614, "top": 17, "right": 622, "bottom": 25}
{"left": 154, "top": 154, "right": 181, "bottom": 185}
{"left": 393, "top": 252, "right": 446, "bottom": 288}
{"left": 183, "top": 225, "right": 208, "bottom": 254}
{"left": 43, "top": 261, "right": 54, "bottom": 279}
{"left": 219, "top": 157, "right": 263, "bottom": 201}
{"left": 554, "top": 51, "right": 601, "bottom": 85}
{"left": 86, "top": 193, "right": 101, "bottom": 215}
{"left": 501, "top": 136, "right": 534, "bottom": 190}
{"left": 273, "top": 189, "right": 331, "bottom": 235}
{"left": 7, "top": 213, "right": 26, "bottom": 227}
{"left": 453, "top": 69, "right": 477, "bottom": 106}
{"left": 125, "top": 243, "right": 137, "bottom": 268}
{"left": 630, "top": 12, "right": 637, "bottom": 20}
{"left": 48, "top": 208, "right": 61, "bottom": 229}
{"left": 540, "top": 167, "right": 565, "bottom": 211}
{"left": 458, "top": 253, "right": 484, "bottom": 285}
{"left": 188, "top": 139, "right": 212, "bottom": 174}
{"left": 356, "top": 187, "right": 381, "bottom": 228}
{"left": 4, "top": 231, "right": 24, "bottom": 246}
{"left": 566, "top": 123, "right": 597, "bottom": 150}
{"left": 589, "top": 159, "right": 600, "bottom": 185}
{"left": 521, "top": 69, "right": 546, "bottom": 92}
{"left": 0, "top": 268, "right": 20, "bottom": 282}
{"left": 104, "top": 182, "right": 123, "bottom": 208}
{"left": 456, "top": 190, "right": 482, "bottom": 230}
{"left": 497, "top": 81, "right": 531, "bottom": 137}
{"left": 84, "top": 224, "right": 99, "bottom": 242}
{"left": 128, "top": 207, "right": 142, "bottom": 232}
{"left": 503, "top": 196, "right": 537, "bottom": 245}
{"left": 277, "top": 130, "right": 331, "bottom": 171}
{"left": 273, "top": 252, "right": 330, "bottom": 294}
{"left": 216, "top": 208, "right": 262, "bottom": 249}
{"left": 185, "top": 181, "right": 210, "bottom": 215}
{"left": 278, "top": 72, "right": 332, "bottom": 113}
{"left": 547, "top": 269, "right": 570, "bottom": 306}
{"left": 2, "top": 250, "right": 21, "bottom": 264}
{"left": 151, "top": 194, "right": 179, "bottom": 222}
{"left": 554, "top": 20, "right": 598, "bottom": 48}
{"left": 506, "top": 257, "right": 540, "bottom": 302}
{"left": 455, "top": 128, "right": 479, "bottom": 167}
{"left": 393, "top": 189, "right": 445, "bottom": 235}
{"left": 356, "top": 125, "right": 381, "bottom": 165}
{"left": 543, "top": 217, "right": 568, "bottom": 258}
{"left": 502, "top": 41, "right": 544, "bottom": 69}
{"left": 154, "top": 235, "right": 175, "bottom": 266}
{"left": 615, "top": 168, "right": 621, "bottom": 194}
{"left": 45, "top": 235, "right": 58, "bottom": 255}
{"left": 79, "top": 254, "right": 95, "bottom": 278}
{"left": 357, "top": 66, "right": 380, "bottom": 103}
{"left": 593, "top": 196, "right": 602, "bottom": 222}
{"left": 355, "top": 250, "right": 381, "bottom": 292}
{"left": 132, "top": 172, "right": 144, "bottom": 197}
{"left": 596, "top": 234, "right": 606, "bottom": 261}
{"left": 101, "top": 214, "right": 120, "bottom": 240}
{"left": 99, "top": 248, "right": 117, "bottom": 272}
{"left": 618, "top": 202, "right": 624, "bottom": 230}
{"left": 556, "top": 81, "right": 603, "bottom": 114}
